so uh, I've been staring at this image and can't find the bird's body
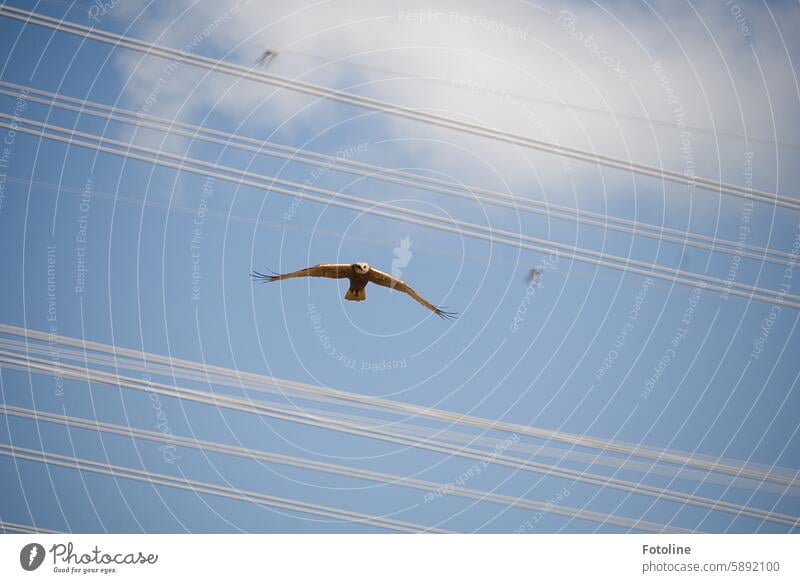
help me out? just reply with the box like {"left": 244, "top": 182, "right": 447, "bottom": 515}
{"left": 344, "top": 269, "right": 370, "bottom": 302}
{"left": 251, "top": 262, "right": 456, "bottom": 319}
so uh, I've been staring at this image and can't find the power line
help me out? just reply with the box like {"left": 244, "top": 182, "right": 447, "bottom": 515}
{"left": 4, "top": 116, "right": 798, "bottom": 309}
{"left": 4, "top": 174, "right": 488, "bottom": 272}
{"left": 3, "top": 80, "right": 794, "bottom": 269}
{"left": 3, "top": 323, "right": 796, "bottom": 489}
{"left": 3, "top": 337, "right": 792, "bottom": 496}
{"left": 0, "top": 520, "right": 60, "bottom": 534}
{"left": 279, "top": 49, "right": 800, "bottom": 151}
{"left": 3, "top": 348, "right": 798, "bottom": 528}
{"left": 4, "top": 335, "right": 793, "bottom": 498}
{"left": 0, "top": 404, "right": 684, "bottom": 533}
{"left": 1, "top": 5, "right": 797, "bottom": 211}
{"left": 0, "top": 443, "right": 445, "bottom": 533}
{"left": 4, "top": 1, "right": 783, "bottom": 532}
{"left": 27, "top": 0, "right": 800, "bottom": 152}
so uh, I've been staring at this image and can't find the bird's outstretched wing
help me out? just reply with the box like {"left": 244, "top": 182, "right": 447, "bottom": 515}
{"left": 251, "top": 264, "right": 350, "bottom": 283}
{"left": 368, "top": 268, "right": 457, "bottom": 320}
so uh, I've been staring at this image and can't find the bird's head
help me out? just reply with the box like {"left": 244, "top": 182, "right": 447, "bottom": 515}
{"left": 352, "top": 262, "right": 370, "bottom": 274}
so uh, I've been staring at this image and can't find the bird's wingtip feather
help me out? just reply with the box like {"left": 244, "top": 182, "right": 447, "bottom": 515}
{"left": 250, "top": 269, "right": 279, "bottom": 283}
{"left": 436, "top": 308, "right": 459, "bottom": 321}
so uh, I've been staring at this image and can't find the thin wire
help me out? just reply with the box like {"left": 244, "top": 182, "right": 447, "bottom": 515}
{"left": 0, "top": 339, "right": 800, "bottom": 496}
{"left": 277, "top": 49, "right": 800, "bottom": 151}
{"left": 5, "top": 175, "right": 487, "bottom": 272}
{"left": 4, "top": 117, "right": 798, "bottom": 310}
{"left": 3, "top": 323, "right": 796, "bottom": 488}
{"left": 0, "top": 443, "right": 446, "bottom": 533}
{"left": 24, "top": 0, "right": 800, "bottom": 151}
{"left": 3, "top": 1, "right": 795, "bottom": 533}
{"left": 3, "top": 350, "right": 798, "bottom": 528}
{"left": 3, "top": 80, "right": 793, "bottom": 269}
{"left": 2, "top": 335, "right": 795, "bottom": 497}
{"left": 0, "top": 520, "right": 60, "bottom": 534}
{"left": 0, "top": 404, "right": 685, "bottom": 533}
{"left": 1, "top": 5, "right": 797, "bottom": 211}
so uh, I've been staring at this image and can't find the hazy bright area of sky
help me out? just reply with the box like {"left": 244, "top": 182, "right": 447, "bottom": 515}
{"left": 0, "top": 0, "right": 798, "bottom": 533}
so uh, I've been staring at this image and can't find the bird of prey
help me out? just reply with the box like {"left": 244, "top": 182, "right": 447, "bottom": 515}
{"left": 255, "top": 50, "right": 277, "bottom": 68}
{"left": 251, "top": 262, "right": 457, "bottom": 320}
{"left": 526, "top": 267, "right": 543, "bottom": 284}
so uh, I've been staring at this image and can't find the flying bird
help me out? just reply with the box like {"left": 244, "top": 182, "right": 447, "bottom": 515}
{"left": 526, "top": 267, "right": 543, "bottom": 284}
{"left": 255, "top": 49, "right": 277, "bottom": 68}
{"left": 251, "top": 262, "right": 457, "bottom": 320}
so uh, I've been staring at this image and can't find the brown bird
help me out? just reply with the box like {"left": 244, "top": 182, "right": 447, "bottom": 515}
{"left": 251, "top": 262, "right": 457, "bottom": 320}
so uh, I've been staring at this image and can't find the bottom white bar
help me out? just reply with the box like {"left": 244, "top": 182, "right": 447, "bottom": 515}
{"left": 1, "top": 534, "right": 797, "bottom": 582}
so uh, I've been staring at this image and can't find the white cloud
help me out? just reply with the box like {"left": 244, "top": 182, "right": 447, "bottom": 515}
{"left": 111, "top": 0, "right": 800, "bottom": 217}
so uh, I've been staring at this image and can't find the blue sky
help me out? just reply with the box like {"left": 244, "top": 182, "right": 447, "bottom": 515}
{"left": 0, "top": 0, "right": 798, "bottom": 533}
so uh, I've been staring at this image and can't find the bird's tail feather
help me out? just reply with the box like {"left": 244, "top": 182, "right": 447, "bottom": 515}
{"left": 344, "top": 287, "right": 367, "bottom": 302}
